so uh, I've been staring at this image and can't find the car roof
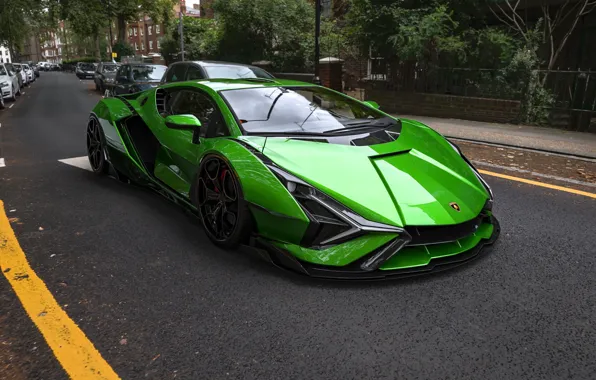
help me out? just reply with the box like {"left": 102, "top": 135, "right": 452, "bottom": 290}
{"left": 174, "top": 60, "right": 265, "bottom": 70}
{"left": 165, "top": 78, "right": 316, "bottom": 92}
{"left": 124, "top": 63, "right": 166, "bottom": 67}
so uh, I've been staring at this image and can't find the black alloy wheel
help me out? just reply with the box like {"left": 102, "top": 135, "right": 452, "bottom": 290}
{"left": 86, "top": 117, "right": 109, "bottom": 174}
{"left": 196, "top": 156, "right": 251, "bottom": 248}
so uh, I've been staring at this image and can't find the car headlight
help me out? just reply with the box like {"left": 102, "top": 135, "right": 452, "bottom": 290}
{"left": 266, "top": 163, "right": 409, "bottom": 269}
{"left": 447, "top": 139, "right": 494, "bottom": 204}
{"left": 0, "top": 81, "right": 8, "bottom": 88}
{"left": 105, "top": 77, "right": 114, "bottom": 83}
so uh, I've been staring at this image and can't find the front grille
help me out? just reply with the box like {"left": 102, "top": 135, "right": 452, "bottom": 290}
{"left": 405, "top": 214, "right": 485, "bottom": 246}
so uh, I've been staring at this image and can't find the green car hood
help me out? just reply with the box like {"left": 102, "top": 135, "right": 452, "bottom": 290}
{"left": 238, "top": 121, "right": 489, "bottom": 228}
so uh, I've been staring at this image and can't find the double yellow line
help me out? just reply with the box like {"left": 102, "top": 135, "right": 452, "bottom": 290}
{"left": 0, "top": 200, "right": 120, "bottom": 379}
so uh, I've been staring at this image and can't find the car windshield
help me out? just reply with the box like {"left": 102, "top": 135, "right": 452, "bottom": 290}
{"left": 204, "top": 65, "right": 273, "bottom": 79}
{"left": 80, "top": 63, "right": 95, "bottom": 71}
{"left": 221, "top": 86, "right": 392, "bottom": 135}
{"left": 132, "top": 65, "right": 166, "bottom": 81}
{"left": 0, "top": 66, "right": 6, "bottom": 76}
{"left": 102, "top": 65, "right": 117, "bottom": 72}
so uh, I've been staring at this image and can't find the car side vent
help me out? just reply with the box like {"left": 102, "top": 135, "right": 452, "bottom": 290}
{"left": 116, "top": 96, "right": 136, "bottom": 113}
{"left": 155, "top": 89, "right": 167, "bottom": 114}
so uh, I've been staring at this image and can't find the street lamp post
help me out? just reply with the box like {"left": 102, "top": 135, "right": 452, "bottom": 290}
{"left": 179, "top": 11, "right": 185, "bottom": 61}
{"left": 314, "top": 0, "right": 321, "bottom": 84}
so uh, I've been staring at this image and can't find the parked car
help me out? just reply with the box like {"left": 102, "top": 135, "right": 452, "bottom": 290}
{"left": 0, "top": 63, "right": 21, "bottom": 103}
{"left": 11, "top": 63, "right": 29, "bottom": 87}
{"left": 110, "top": 63, "right": 167, "bottom": 96}
{"left": 94, "top": 62, "right": 119, "bottom": 93}
{"left": 6, "top": 64, "right": 24, "bottom": 89}
{"left": 76, "top": 62, "right": 96, "bottom": 79}
{"left": 22, "top": 64, "right": 35, "bottom": 83}
{"left": 160, "top": 61, "right": 275, "bottom": 84}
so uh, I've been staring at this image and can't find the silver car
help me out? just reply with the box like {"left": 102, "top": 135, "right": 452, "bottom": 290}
{"left": 0, "top": 63, "right": 21, "bottom": 105}
{"left": 22, "top": 64, "right": 35, "bottom": 83}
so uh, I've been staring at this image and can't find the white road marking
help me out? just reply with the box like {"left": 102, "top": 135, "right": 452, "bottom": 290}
{"left": 0, "top": 158, "right": 5, "bottom": 167}
{"left": 472, "top": 160, "right": 596, "bottom": 188}
{"left": 58, "top": 156, "right": 92, "bottom": 171}
{"left": 9, "top": 104, "right": 13, "bottom": 108}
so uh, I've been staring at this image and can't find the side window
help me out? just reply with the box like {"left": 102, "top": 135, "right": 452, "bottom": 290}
{"left": 116, "top": 65, "right": 126, "bottom": 80}
{"left": 165, "top": 64, "right": 187, "bottom": 83}
{"left": 185, "top": 65, "right": 204, "bottom": 81}
{"left": 165, "top": 89, "right": 229, "bottom": 137}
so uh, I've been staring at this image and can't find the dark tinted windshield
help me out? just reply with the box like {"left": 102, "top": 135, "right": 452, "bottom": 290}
{"left": 221, "top": 87, "right": 390, "bottom": 134}
{"left": 132, "top": 65, "right": 167, "bottom": 81}
{"left": 102, "top": 65, "right": 118, "bottom": 72}
{"left": 204, "top": 65, "right": 273, "bottom": 79}
{"left": 80, "top": 63, "right": 95, "bottom": 71}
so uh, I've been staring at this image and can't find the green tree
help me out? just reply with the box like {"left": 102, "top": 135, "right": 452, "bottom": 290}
{"left": 0, "top": 0, "right": 47, "bottom": 60}
{"left": 213, "top": 0, "right": 314, "bottom": 71}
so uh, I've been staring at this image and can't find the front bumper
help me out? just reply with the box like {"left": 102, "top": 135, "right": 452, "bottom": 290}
{"left": 253, "top": 215, "right": 500, "bottom": 280}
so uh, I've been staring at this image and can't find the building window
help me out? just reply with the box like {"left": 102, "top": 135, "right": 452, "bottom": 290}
{"left": 155, "top": 25, "right": 160, "bottom": 34}
{"left": 134, "top": 27, "right": 137, "bottom": 36}
{"left": 128, "top": 28, "right": 132, "bottom": 37}
{"left": 148, "top": 26, "right": 153, "bottom": 35}
{"left": 140, "top": 27, "right": 143, "bottom": 36}
{"left": 157, "top": 40, "right": 161, "bottom": 49}
{"left": 149, "top": 41, "right": 153, "bottom": 50}
{"left": 135, "top": 42, "right": 138, "bottom": 50}
{"left": 58, "top": 48, "right": 62, "bottom": 54}
{"left": 141, "top": 42, "right": 145, "bottom": 51}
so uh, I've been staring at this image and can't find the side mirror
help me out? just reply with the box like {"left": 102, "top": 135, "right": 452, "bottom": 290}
{"left": 165, "top": 114, "right": 202, "bottom": 130}
{"left": 364, "top": 100, "right": 380, "bottom": 109}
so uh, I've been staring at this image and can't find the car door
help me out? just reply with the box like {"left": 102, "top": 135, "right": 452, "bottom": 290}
{"left": 113, "top": 65, "right": 131, "bottom": 95}
{"left": 152, "top": 87, "right": 229, "bottom": 197}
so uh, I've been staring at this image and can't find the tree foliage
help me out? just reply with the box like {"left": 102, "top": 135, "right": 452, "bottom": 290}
{"left": 213, "top": 0, "right": 314, "bottom": 71}
{"left": 0, "top": 0, "right": 48, "bottom": 59}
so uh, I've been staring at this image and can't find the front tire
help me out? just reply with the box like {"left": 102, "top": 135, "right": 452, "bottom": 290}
{"left": 86, "top": 117, "right": 109, "bottom": 174}
{"left": 194, "top": 156, "right": 252, "bottom": 248}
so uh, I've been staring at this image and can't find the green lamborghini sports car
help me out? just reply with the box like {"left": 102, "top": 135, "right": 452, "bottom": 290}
{"left": 86, "top": 77, "right": 499, "bottom": 279}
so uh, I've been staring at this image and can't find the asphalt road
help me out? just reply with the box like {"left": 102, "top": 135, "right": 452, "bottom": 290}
{"left": 1, "top": 72, "right": 595, "bottom": 380}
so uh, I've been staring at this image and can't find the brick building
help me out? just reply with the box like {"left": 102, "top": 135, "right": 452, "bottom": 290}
{"left": 126, "top": 16, "right": 167, "bottom": 58}
{"left": 123, "top": 0, "right": 213, "bottom": 61}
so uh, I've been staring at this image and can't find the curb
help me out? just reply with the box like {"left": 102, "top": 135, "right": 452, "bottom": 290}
{"left": 446, "top": 135, "right": 596, "bottom": 161}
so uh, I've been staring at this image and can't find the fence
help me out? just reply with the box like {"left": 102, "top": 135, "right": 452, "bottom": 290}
{"left": 346, "top": 61, "right": 596, "bottom": 132}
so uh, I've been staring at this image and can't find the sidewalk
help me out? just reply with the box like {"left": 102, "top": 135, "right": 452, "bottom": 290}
{"left": 396, "top": 114, "right": 596, "bottom": 159}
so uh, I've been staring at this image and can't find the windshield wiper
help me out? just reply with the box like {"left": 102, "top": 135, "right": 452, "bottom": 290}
{"left": 245, "top": 131, "right": 328, "bottom": 137}
{"left": 323, "top": 117, "right": 397, "bottom": 134}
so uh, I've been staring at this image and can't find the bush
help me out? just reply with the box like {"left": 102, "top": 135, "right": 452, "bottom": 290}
{"left": 112, "top": 42, "right": 134, "bottom": 62}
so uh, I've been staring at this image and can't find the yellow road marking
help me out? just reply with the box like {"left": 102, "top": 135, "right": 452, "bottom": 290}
{"left": 479, "top": 169, "right": 596, "bottom": 199}
{"left": 0, "top": 200, "right": 120, "bottom": 379}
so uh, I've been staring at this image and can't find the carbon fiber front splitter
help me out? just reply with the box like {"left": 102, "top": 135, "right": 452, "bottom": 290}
{"left": 250, "top": 216, "right": 500, "bottom": 280}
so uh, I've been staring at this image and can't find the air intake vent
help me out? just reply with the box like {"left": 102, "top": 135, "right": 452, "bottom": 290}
{"left": 155, "top": 89, "right": 167, "bottom": 115}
